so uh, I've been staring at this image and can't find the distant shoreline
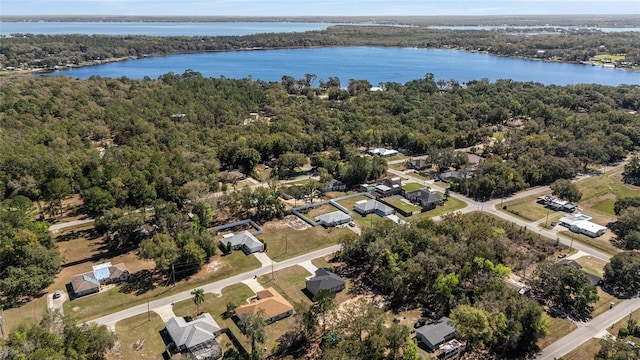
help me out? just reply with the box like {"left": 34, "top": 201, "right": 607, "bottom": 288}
{"left": 2, "top": 14, "right": 640, "bottom": 28}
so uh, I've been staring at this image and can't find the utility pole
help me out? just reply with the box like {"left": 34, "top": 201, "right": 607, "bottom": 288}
{"left": 172, "top": 264, "right": 176, "bottom": 287}
{"left": 271, "top": 261, "right": 275, "bottom": 281}
{"left": 285, "top": 234, "right": 288, "bottom": 254}
{"left": 545, "top": 206, "right": 550, "bottom": 227}
{"left": 147, "top": 301, "right": 150, "bottom": 321}
{"left": 570, "top": 232, "right": 575, "bottom": 251}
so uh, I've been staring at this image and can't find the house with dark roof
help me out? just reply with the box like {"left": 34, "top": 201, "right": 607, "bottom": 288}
{"left": 220, "top": 231, "right": 264, "bottom": 254}
{"left": 315, "top": 211, "right": 352, "bottom": 228}
{"left": 409, "top": 158, "right": 432, "bottom": 170}
{"left": 437, "top": 171, "right": 469, "bottom": 183}
{"left": 235, "top": 288, "right": 294, "bottom": 324}
{"left": 321, "top": 179, "right": 347, "bottom": 192}
{"left": 165, "top": 312, "right": 222, "bottom": 360}
{"left": 305, "top": 268, "right": 346, "bottom": 297}
{"left": 70, "top": 262, "right": 129, "bottom": 298}
{"left": 404, "top": 188, "right": 443, "bottom": 210}
{"left": 415, "top": 317, "right": 456, "bottom": 351}
{"left": 354, "top": 199, "right": 395, "bottom": 217}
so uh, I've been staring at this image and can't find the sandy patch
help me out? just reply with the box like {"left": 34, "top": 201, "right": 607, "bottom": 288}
{"left": 278, "top": 215, "right": 312, "bottom": 231}
{"left": 207, "top": 260, "right": 222, "bottom": 272}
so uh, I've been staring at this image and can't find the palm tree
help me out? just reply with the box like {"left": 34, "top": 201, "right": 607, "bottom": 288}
{"left": 191, "top": 288, "right": 205, "bottom": 315}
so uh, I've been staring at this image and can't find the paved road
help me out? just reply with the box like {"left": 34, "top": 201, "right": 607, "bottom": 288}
{"left": 49, "top": 218, "right": 95, "bottom": 232}
{"left": 73, "top": 158, "right": 631, "bottom": 358}
{"left": 91, "top": 245, "right": 340, "bottom": 330}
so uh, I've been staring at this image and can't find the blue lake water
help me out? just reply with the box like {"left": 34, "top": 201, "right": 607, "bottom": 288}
{"left": 45, "top": 47, "right": 640, "bottom": 86}
{"left": 0, "top": 22, "right": 334, "bottom": 36}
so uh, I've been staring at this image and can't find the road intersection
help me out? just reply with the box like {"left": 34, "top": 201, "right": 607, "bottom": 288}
{"left": 47, "top": 159, "right": 632, "bottom": 358}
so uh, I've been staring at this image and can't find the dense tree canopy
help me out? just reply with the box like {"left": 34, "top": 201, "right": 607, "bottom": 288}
{"left": 604, "top": 251, "right": 640, "bottom": 297}
{"left": 339, "top": 213, "right": 553, "bottom": 357}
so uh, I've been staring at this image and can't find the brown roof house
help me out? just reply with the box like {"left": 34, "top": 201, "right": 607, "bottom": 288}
{"left": 70, "top": 262, "right": 129, "bottom": 298}
{"left": 235, "top": 287, "right": 294, "bottom": 324}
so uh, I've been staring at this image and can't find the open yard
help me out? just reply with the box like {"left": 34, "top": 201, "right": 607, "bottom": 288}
{"left": 301, "top": 203, "right": 341, "bottom": 222}
{"left": 500, "top": 192, "right": 552, "bottom": 222}
{"left": 558, "top": 230, "right": 619, "bottom": 257}
{"left": 538, "top": 314, "right": 578, "bottom": 349}
{"left": 401, "top": 182, "right": 424, "bottom": 192}
{"left": 592, "top": 288, "right": 622, "bottom": 319}
{"left": 384, "top": 195, "right": 423, "bottom": 213}
{"left": 574, "top": 255, "right": 608, "bottom": 277}
{"left": 258, "top": 265, "right": 314, "bottom": 307}
{"left": 259, "top": 220, "right": 352, "bottom": 261}
{"left": 335, "top": 194, "right": 371, "bottom": 211}
{"left": 64, "top": 251, "right": 261, "bottom": 323}
{"left": 577, "top": 168, "right": 640, "bottom": 217}
{"left": 561, "top": 338, "right": 603, "bottom": 360}
{"left": 113, "top": 312, "right": 167, "bottom": 360}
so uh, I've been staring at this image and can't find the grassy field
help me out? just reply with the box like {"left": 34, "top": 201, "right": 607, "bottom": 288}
{"left": 538, "top": 314, "right": 578, "bottom": 349}
{"left": 558, "top": 230, "right": 619, "bottom": 257}
{"left": 64, "top": 251, "right": 261, "bottom": 323}
{"left": 500, "top": 192, "right": 552, "bottom": 222}
{"left": 574, "top": 255, "right": 608, "bottom": 277}
{"left": 302, "top": 204, "right": 340, "bottom": 221}
{"left": 561, "top": 338, "right": 602, "bottom": 360}
{"left": 594, "top": 54, "right": 626, "bottom": 61}
{"left": 401, "top": 183, "right": 424, "bottom": 192}
{"left": 335, "top": 195, "right": 371, "bottom": 211}
{"left": 592, "top": 288, "right": 622, "bottom": 319}
{"left": 2, "top": 297, "right": 48, "bottom": 334}
{"left": 113, "top": 312, "right": 167, "bottom": 360}
{"left": 258, "top": 265, "right": 313, "bottom": 307}
{"left": 578, "top": 169, "right": 640, "bottom": 217}
{"left": 384, "top": 195, "right": 422, "bottom": 213}
{"left": 259, "top": 222, "right": 351, "bottom": 261}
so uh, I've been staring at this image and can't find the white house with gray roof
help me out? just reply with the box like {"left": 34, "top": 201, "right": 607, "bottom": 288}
{"left": 165, "top": 312, "right": 222, "bottom": 359}
{"left": 220, "top": 230, "right": 264, "bottom": 254}
{"left": 315, "top": 211, "right": 352, "bottom": 227}
{"left": 354, "top": 199, "right": 395, "bottom": 217}
{"left": 306, "top": 268, "right": 346, "bottom": 297}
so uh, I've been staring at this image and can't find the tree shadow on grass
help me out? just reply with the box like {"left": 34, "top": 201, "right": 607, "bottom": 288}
{"left": 119, "top": 269, "right": 164, "bottom": 296}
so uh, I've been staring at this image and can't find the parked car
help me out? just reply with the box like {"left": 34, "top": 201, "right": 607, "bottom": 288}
{"left": 413, "top": 318, "right": 427, "bottom": 328}
{"left": 348, "top": 221, "right": 355, "bottom": 227}
{"left": 551, "top": 221, "right": 558, "bottom": 227}
{"left": 557, "top": 253, "right": 567, "bottom": 259}
{"left": 53, "top": 291, "right": 61, "bottom": 299}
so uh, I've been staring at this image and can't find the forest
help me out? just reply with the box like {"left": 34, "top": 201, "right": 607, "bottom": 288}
{"left": 2, "top": 25, "right": 640, "bottom": 70}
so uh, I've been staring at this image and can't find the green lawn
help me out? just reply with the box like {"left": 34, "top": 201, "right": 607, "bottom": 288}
{"left": 561, "top": 338, "right": 602, "bottom": 360}
{"left": 335, "top": 195, "right": 371, "bottom": 211}
{"left": 384, "top": 195, "right": 422, "bottom": 213}
{"left": 3, "top": 297, "right": 47, "bottom": 334}
{"left": 592, "top": 288, "right": 622, "bottom": 319}
{"left": 558, "top": 230, "right": 619, "bottom": 258}
{"left": 401, "top": 183, "right": 424, "bottom": 192}
{"left": 594, "top": 54, "right": 626, "bottom": 61}
{"left": 115, "top": 312, "right": 167, "bottom": 360}
{"left": 64, "top": 251, "right": 261, "bottom": 323}
{"left": 577, "top": 169, "right": 640, "bottom": 217}
{"left": 258, "top": 265, "right": 313, "bottom": 307}
{"left": 259, "top": 225, "right": 352, "bottom": 261}
{"left": 500, "top": 192, "right": 552, "bottom": 222}
{"left": 538, "top": 314, "right": 578, "bottom": 349}
{"left": 574, "top": 256, "right": 608, "bottom": 277}
{"left": 303, "top": 204, "right": 340, "bottom": 221}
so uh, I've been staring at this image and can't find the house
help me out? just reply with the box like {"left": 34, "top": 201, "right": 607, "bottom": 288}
{"left": 315, "top": 211, "right": 352, "bottom": 227}
{"left": 305, "top": 268, "right": 346, "bottom": 297}
{"left": 220, "top": 231, "right": 264, "bottom": 254}
{"left": 380, "top": 177, "right": 402, "bottom": 187}
{"left": 545, "top": 197, "right": 577, "bottom": 212}
{"left": 354, "top": 199, "right": 395, "bottom": 216}
{"left": 410, "top": 158, "right": 432, "bottom": 170}
{"left": 321, "top": 179, "right": 347, "bottom": 192}
{"left": 465, "top": 153, "right": 483, "bottom": 169}
{"left": 70, "top": 262, "right": 129, "bottom": 298}
{"left": 415, "top": 317, "right": 456, "bottom": 351}
{"left": 375, "top": 184, "right": 401, "bottom": 197}
{"left": 165, "top": 312, "right": 222, "bottom": 360}
{"left": 368, "top": 148, "right": 398, "bottom": 157}
{"left": 235, "top": 288, "right": 294, "bottom": 323}
{"left": 404, "top": 189, "right": 443, "bottom": 210}
{"left": 218, "top": 170, "right": 246, "bottom": 182}
{"left": 556, "top": 259, "right": 603, "bottom": 286}
{"left": 357, "top": 183, "right": 376, "bottom": 192}
{"left": 559, "top": 214, "right": 607, "bottom": 238}
{"left": 437, "top": 171, "right": 469, "bottom": 183}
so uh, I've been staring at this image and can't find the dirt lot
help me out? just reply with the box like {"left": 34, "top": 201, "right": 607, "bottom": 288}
{"left": 275, "top": 214, "right": 312, "bottom": 231}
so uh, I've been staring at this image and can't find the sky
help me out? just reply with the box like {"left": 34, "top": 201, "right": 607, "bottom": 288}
{"left": 2, "top": 0, "right": 639, "bottom": 17}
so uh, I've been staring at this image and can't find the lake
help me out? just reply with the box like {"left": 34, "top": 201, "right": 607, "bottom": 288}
{"left": 44, "top": 47, "right": 640, "bottom": 86}
{"left": 0, "top": 21, "right": 334, "bottom": 36}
